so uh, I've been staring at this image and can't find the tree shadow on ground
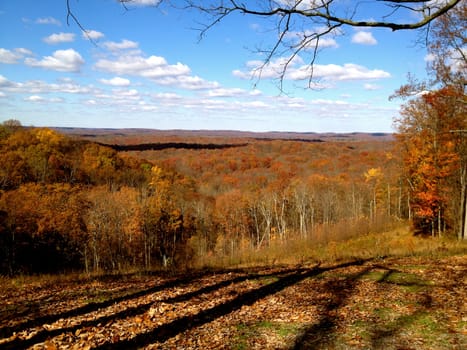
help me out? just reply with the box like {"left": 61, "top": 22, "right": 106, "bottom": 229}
{"left": 293, "top": 262, "right": 440, "bottom": 349}
{"left": 0, "top": 269, "right": 223, "bottom": 339}
{"left": 369, "top": 271, "right": 436, "bottom": 349}
{"left": 292, "top": 265, "right": 373, "bottom": 349}
{"left": 0, "top": 267, "right": 299, "bottom": 349}
{"left": 1, "top": 260, "right": 383, "bottom": 350}
{"left": 93, "top": 260, "right": 368, "bottom": 350}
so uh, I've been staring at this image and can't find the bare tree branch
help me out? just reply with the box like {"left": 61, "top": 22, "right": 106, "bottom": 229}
{"left": 180, "top": 0, "right": 461, "bottom": 31}
{"left": 65, "top": 0, "right": 463, "bottom": 88}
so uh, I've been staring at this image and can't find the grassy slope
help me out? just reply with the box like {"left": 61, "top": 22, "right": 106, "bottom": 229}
{"left": 0, "top": 227, "right": 466, "bottom": 349}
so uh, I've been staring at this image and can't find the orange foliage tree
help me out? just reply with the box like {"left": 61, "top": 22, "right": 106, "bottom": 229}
{"left": 395, "top": 87, "right": 466, "bottom": 236}
{"left": 0, "top": 183, "right": 88, "bottom": 273}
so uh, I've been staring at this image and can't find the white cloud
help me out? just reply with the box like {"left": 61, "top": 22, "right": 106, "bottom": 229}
{"left": 233, "top": 56, "right": 301, "bottom": 80}
{"left": 25, "top": 49, "right": 85, "bottom": 72}
{"left": 0, "top": 48, "right": 31, "bottom": 64}
{"left": 95, "top": 55, "right": 178, "bottom": 76}
{"left": 276, "top": 0, "right": 326, "bottom": 11}
{"left": 82, "top": 30, "right": 105, "bottom": 40}
{"left": 298, "top": 36, "right": 338, "bottom": 50}
{"left": 103, "top": 39, "right": 139, "bottom": 51}
{"left": 50, "top": 97, "right": 64, "bottom": 103}
{"left": 15, "top": 48, "right": 33, "bottom": 56}
{"left": 0, "top": 48, "right": 33, "bottom": 64}
{"left": 415, "top": 90, "right": 431, "bottom": 97}
{"left": 450, "top": 47, "right": 467, "bottom": 73}
{"left": 25, "top": 95, "right": 45, "bottom": 102}
{"left": 204, "top": 87, "right": 262, "bottom": 98}
{"left": 0, "top": 74, "right": 14, "bottom": 87}
{"left": 285, "top": 29, "right": 341, "bottom": 50}
{"left": 153, "top": 92, "right": 181, "bottom": 100}
{"left": 85, "top": 99, "right": 98, "bottom": 105}
{"left": 113, "top": 89, "right": 140, "bottom": 98}
{"left": 249, "top": 89, "right": 262, "bottom": 96}
{"left": 126, "top": 0, "right": 162, "bottom": 6}
{"left": 25, "top": 95, "right": 64, "bottom": 103}
{"left": 351, "top": 31, "right": 377, "bottom": 45}
{"left": 91, "top": 88, "right": 142, "bottom": 106}
{"left": 364, "top": 83, "right": 381, "bottom": 90}
{"left": 43, "top": 32, "right": 76, "bottom": 45}
{"left": 424, "top": 48, "right": 466, "bottom": 73}
{"left": 234, "top": 58, "right": 390, "bottom": 82}
{"left": 1, "top": 76, "right": 97, "bottom": 95}
{"left": 424, "top": 53, "right": 436, "bottom": 62}
{"left": 207, "top": 87, "right": 248, "bottom": 97}
{"left": 156, "top": 75, "right": 220, "bottom": 90}
{"left": 313, "top": 63, "right": 389, "bottom": 80}
{"left": 95, "top": 53, "right": 217, "bottom": 90}
{"left": 99, "top": 77, "right": 131, "bottom": 86}
{"left": 425, "top": 1, "right": 451, "bottom": 10}
{"left": 311, "top": 99, "right": 350, "bottom": 106}
{"left": 242, "top": 100, "right": 269, "bottom": 109}
{"left": 136, "top": 102, "right": 159, "bottom": 112}
{"left": 316, "top": 37, "right": 339, "bottom": 48}
{"left": 35, "top": 17, "right": 61, "bottom": 26}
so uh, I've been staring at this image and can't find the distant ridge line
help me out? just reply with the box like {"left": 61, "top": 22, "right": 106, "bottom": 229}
{"left": 53, "top": 127, "right": 394, "bottom": 142}
{"left": 97, "top": 142, "right": 248, "bottom": 152}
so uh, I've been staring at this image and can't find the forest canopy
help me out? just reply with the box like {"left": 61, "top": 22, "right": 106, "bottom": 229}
{"left": 1, "top": 122, "right": 403, "bottom": 275}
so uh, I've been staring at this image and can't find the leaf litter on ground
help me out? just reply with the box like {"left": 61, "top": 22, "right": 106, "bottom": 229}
{"left": 0, "top": 255, "right": 465, "bottom": 349}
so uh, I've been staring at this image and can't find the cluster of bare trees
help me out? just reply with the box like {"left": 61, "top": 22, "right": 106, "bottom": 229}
{"left": 204, "top": 169, "right": 402, "bottom": 259}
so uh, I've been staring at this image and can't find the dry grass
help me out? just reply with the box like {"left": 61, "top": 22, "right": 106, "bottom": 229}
{"left": 193, "top": 222, "right": 467, "bottom": 269}
{"left": 3, "top": 222, "right": 466, "bottom": 290}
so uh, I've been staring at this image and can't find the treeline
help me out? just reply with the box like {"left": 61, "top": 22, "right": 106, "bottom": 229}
{"left": 394, "top": 86, "right": 467, "bottom": 238}
{"left": 0, "top": 120, "right": 405, "bottom": 275}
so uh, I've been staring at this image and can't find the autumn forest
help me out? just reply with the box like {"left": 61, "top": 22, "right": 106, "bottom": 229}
{"left": 0, "top": 104, "right": 465, "bottom": 275}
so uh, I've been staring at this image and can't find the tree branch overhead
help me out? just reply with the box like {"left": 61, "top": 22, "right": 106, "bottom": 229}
{"left": 66, "top": 0, "right": 463, "bottom": 87}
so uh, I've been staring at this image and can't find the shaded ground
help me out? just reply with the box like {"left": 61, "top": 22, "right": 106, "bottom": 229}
{"left": 0, "top": 255, "right": 465, "bottom": 349}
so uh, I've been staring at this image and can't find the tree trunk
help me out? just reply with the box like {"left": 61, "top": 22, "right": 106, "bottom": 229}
{"left": 460, "top": 165, "right": 467, "bottom": 240}
{"left": 462, "top": 181, "right": 467, "bottom": 240}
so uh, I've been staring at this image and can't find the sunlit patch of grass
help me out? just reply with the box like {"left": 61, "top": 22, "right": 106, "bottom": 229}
{"left": 358, "top": 270, "right": 432, "bottom": 292}
{"left": 233, "top": 321, "right": 302, "bottom": 349}
{"left": 256, "top": 320, "right": 301, "bottom": 338}
{"left": 358, "top": 271, "right": 388, "bottom": 282}
{"left": 456, "top": 319, "right": 467, "bottom": 334}
{"left": 254, "top": 276, "right": 280, "bottom": 286}
{"left": 379, "top": 312, "right": 447, "bottom": 346}
{"left": 344, "top": 306, "right": 451, "bottom": 349}
{"left": 232, "top": 323, "right": 250, "bottom": 350}
{"left": 347, "top": 319, "right": 374, "bottom": 343}
{"left": 85, "top": 293, "right": 112, "bottom": 305}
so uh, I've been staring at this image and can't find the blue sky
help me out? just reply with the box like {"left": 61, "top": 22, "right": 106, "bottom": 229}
{"left": 0, "top": 0, "right": 432, "bottom": 132}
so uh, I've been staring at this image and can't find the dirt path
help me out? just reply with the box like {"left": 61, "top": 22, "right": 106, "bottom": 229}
{"left": 1, "top": 255, "right": 466, "bottom": 349}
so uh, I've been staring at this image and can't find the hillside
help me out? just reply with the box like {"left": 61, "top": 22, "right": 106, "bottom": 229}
{"left": 1, "top": 252, "right": 465, "bottom": 349}
{"left": 1, "top": 125, "right": 465, "bottom": 348}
